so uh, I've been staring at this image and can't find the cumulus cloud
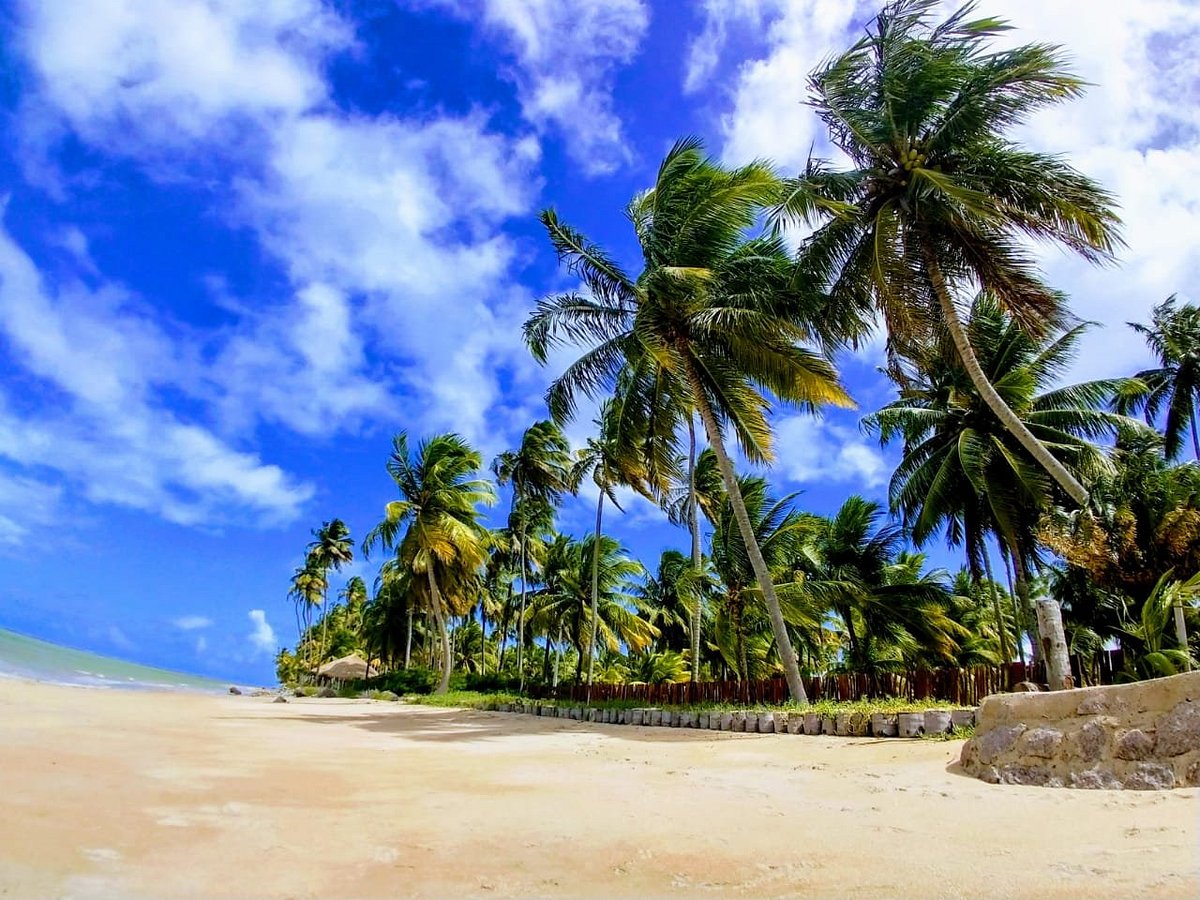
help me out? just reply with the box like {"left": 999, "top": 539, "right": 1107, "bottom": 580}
{"left": 5, "top": 0, "right": 554, "bottom": 536}
{"left": 773, "top": 414, "right": 889, "bottom": 491}
{"left": 247, "top": 609, "right": 277, "bottom": 655}
{"left": 173, "top": 615, "right": 213, "bottom": 631}
{"left": 0, "top": 472, "right": 62, "bottom": 549}
{"left": 430, "top": 0, "right": 649, "bottom": 175}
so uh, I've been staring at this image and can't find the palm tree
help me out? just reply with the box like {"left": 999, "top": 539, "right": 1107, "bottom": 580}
{"left": 571, "top": 396, "right": 665, "bottom": 697}
{"left": 636, "top": 550, "right": 699, "bottom": 656}
{"left": 525, "top": 137, "right": 851, "bottom": 703}
{"left": 1118, "top": 296, "right": 1200, "bottom": 459}
{"left": 865, "top": 293, "right": 1135, "bottom": 689}
{"left": 665, "top": 445, "right": 726, "bottom": 679}
{"left": 307, "top": 518, "right": 354, "bottom": 666}
{"left": 528, "top": 533, "right": 655, "bottom": 682}
{"left": 709, "top": 475, "right": 819, "bottom": 681}
{"left": 781, "top": 0, "right": 1122, "bottom": 505}
{"left": 493, "top": 421, "right": 573, "bottom": 691}
{"left": 287, "top": 563, "right": 325, "bottom": 674}
{"left": 364, "top": 433, "right": 496, "bottom": 694}
{"left": 802, "top": 497, "right": 965, "bottom": 679}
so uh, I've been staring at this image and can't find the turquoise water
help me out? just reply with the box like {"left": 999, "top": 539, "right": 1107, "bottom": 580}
{"left": 0, "top": 627, "right": 227, "bottom": 692}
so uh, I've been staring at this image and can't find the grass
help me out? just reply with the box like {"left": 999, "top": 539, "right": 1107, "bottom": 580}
{"left": 399, "top": 690, "right": 974, "bottom": 717}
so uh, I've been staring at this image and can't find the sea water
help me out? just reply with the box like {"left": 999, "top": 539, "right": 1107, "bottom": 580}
{"left": 0, "top": 627, "right": 226, "bottom": 692}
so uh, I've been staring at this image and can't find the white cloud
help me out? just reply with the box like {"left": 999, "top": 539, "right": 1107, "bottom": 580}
{"left": 431, "top": 0, "right": 649, "bottom": 175}
{"left": 247, "top": 609, "right": 277, "bottom": 655}
{"left": 773, "top": 414, "right": 888, "bottom": 490}
{"left": 173, "top": 615, "right": 213, "bottom": 631}
{"left": 0, "top": 221, "right": 315, "bottom": 530}
{"left": 0, "top": 472, "right": 62, "bottom": 548}
{"left": 195, "top": 635, "right": 208, "bottom": 654}
{"left": 9, "top": 0, "right": 555, "bottom": 531}
{"left": 684, "top": 0, "right": 777, "bottom": 94}
{"left": 17, "top": 0, "right": 349, "bottom": 159}
{"left": 107, "top": 625, "right": 135, "bottom": 652}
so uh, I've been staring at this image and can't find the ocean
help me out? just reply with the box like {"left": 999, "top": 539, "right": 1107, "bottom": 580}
{"left": 0, "top": 627, "right": 228, "bottom": 692}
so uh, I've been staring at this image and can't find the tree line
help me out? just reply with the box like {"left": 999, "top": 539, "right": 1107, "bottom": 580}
{"left": 275, "top": 1, "right": 1199, "bottom": 701}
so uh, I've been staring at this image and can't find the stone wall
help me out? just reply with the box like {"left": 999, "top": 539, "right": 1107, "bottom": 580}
{"left": 960, "top": 671, "right": 1200, "bottom": 789}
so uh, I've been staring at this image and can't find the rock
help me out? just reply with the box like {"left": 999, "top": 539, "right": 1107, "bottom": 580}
{"left": 1012, "top": 681, "right": 1043, "bottom": 692}
{"left": 924, "top": 710, "right": 952, "bottom": 735}
{"left": 718, "top": 712, "right": 733, "bottom": 731}
{"left": 1124, "top": 762, "right": 1177, "bottom": 791}
{"left": 897, "top": 712, "right": 925, "bottom": 739}
{"left": 998, "top": 764, "right": 1052, "bottom": 786}
{"left": 950, "top": 710, "right": 976, "bottom": 731}
{"left": 252, "top": 689, "right": 273, "bottom": 697}
{"left": 870, "top": 713, "right": 898, "bottom": 737}
{"left": 648, "top": 710, "right": 661, "bottom": 727}
{"left": 316, "top": 686, "right": 337, "bottom": 698}
{"left": 821, "top": 716, "right": 836, "bottom": 735}
{"left": 1075, "top": 693, "right": 1110, "bottom": 716}
{"left": 228, "top": 686, "right": 242, "bottom": 695}
{"left": 1155, "top": 700, "right": 1200, "bottom": 757}
{"left": 273, "top": 695, "right": 288, "bottom": 703}
{"left": 698, "top": 713, "right": 709, "bottom": 729}
{"left": 758, "top": 712, "right": 774, "bottom": 734}
{"left": 973, "top": 724, "right": 1027, "bottom": 764}
{"left": 774, "top": 712, "right": 789, "bottom": 734}
{"left": 1074, "top": 720, "right": 1110, "bottom": 762}
{"left": 1114, "top": 729, "right": 1155, "bottom": 761}
{"left": 631, "top": 709, "right": 644, "bottom": 727}
{"left": 1069, "top": 767, "right": 1123, "bottom": 790}
{"left": 293, "top": 688, "right": 305, "bottom": 698}
{"left": 1186, "top": 758, "right": 1200, "bottom": 786}
{"left": 1018, "top": 727, "right": 1064, "bottom": 760}
{"left": 377, "top": 691, "right": 399, "bottom": 702}
{"left": 803, "top": 713, "right": 823, "bottom": 736}
{"left": 787, "top": 715, "right": 804, "bottom": 735}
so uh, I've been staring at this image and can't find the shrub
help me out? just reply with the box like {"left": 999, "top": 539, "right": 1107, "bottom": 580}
{"left": 462, "top": 672, "right": 522, "bottom": 693}
{"left": 355, "top": 668, "right": 437, "bottom": 696}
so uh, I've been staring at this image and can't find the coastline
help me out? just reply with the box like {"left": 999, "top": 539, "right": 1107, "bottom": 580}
{"left": 1, "top": 677, "right": 1196, "bottom": 898}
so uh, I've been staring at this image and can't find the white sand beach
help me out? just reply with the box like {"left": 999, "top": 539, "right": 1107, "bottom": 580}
{"left": 1, "top": 679, "right": 1196, "bottom": 898}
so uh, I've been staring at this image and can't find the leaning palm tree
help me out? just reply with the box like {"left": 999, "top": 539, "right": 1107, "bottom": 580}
{"left": 780, "top": 0, "right": 1122, "bottom": 505}
{"left": 493, "top": 421, "right": 573, "bottom": 691}
{"left": 525, "top": 137, "right": 851, "bottom": 703}
{"left": 865, "top": 294, "right": 1137, "bottom": 689}
{"left": 307, "top": 518, "right": 354, "bottom": 666}
{"left": 364, "top": 433, "right": 496, "bottom": 694}
{"left": 288, "top": 563, "right": 326, "bottom": 675}
{"left": 1117, "top": 296, "right": 1200, "bottom": 459}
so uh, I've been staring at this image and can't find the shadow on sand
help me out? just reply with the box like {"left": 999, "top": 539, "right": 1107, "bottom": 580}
{"left": 219, "top": 703, "right": 772, "bottom": 745}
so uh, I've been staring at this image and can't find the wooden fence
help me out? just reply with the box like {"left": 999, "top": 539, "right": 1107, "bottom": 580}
{"left": 558, "top": 650, "right": 1127, "bottom": 707}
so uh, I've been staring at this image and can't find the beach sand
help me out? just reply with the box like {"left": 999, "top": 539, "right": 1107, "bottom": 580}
{"left": 1, "top": 680, "right": 1196, "bottom": 898}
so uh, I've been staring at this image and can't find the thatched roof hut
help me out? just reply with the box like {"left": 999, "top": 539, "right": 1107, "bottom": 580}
{"left": 317, "top": 654, "right": 377, "bottom": 682}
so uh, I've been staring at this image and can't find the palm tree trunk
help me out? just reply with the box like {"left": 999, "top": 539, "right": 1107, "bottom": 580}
{"left": 517, "top": 522, "right": 529, "bottom": 693}
{"left": 1001, "top": 547, "right": 1029, "bottom": 667}
{"left": 585, "top": 491, "right": 604, "bottom": 704}
{"left": 319, "top": 586, "right": 329, "bottom": 668}
{"left": 479, "top": 604, "right": 487, "bottom": 677}
{"left": 425, "top": 566, "right": 452, "bottom": 694}
{"left": 734, "top": 596, "right": 748, "bottom": 682}
{"left": 552, "top": 623, "right": 563, "bottom": 688}
{"left": 404, "top": 606, "right": 413, "bottom": 670}
{"left": 687, "top": 416, "right": 703, "bottom": 685}
{"left": 684, "top": 359, "right": 808, "bottom": 704}
{"left": 923, "top": 245, "right": 1088, "bottom": 506}
{"left": 982, "top": 547, "right": 1011, "bottom": 663}
{"left": 1006, "top": 537, "right": 1072, "bottom": 690}
{"left": 1191, "top": 411, "right": 1199, "bottom": 461}
{"left": 1173, "top": 603, "right": 1190, "bottom": 670}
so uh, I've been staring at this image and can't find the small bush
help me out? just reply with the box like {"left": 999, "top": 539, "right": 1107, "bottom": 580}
{"left": 355, "top": 668, "right": 437, "bottom": 696}
{"left": 463, "top": 672, "right": 522, "bottom": 693}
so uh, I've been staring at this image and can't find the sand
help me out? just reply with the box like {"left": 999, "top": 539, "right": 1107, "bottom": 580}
{"left": 0, "top": 680, "right": 1196, "bottom": 898}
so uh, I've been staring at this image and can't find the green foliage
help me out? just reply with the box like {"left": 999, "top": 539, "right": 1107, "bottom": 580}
{"left": 358, "top": 668, "right": 438, "bottom": 696}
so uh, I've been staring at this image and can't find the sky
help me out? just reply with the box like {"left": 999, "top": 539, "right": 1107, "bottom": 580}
{"left": 0, "top": 0, "right": 1197, "bottom": 684}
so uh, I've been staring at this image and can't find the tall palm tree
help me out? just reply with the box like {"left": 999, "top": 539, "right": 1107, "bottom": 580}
{"left": 780, "top": 0, "right": 1122, "bottom": 505}
{"left": 636, "top": 549, "right": 701, "bottom": 656}
{"left": 525, "top": 137, "right": 851, "bottom": 703}
{"left": 1118, "top": 296, "right": 1200, "bottom": 459}
{"left": 364, "top": 433, "right": 496, "bottom": 694}
{"left": 571, "top": 396, "right": 665, "bottom": 697}
{"left": 287, "top": 563, "right": 326, "bottom": 674}
{"left": 307, "top": 518, "right": 354, "bottom": 666}
{"left": 493, "top": 420, "right": 573, "bottom": 691}
{"left": 865, "top": 294, "right": 1135, "bottom": 689}
{"left": 665, "top": 444, "right": 726, "bottom": 679}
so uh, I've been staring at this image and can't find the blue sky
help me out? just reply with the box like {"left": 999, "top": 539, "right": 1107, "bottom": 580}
{"left": 1, "top": 0, "right": 1197, "bottom": 684}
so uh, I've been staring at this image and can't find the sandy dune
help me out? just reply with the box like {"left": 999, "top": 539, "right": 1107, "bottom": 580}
{"left": 0, "top": 680, "right": 1196, "bottom": 898}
